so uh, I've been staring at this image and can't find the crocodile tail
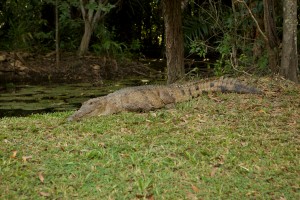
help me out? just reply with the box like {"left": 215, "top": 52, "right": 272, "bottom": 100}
{"left": 197, "top": 78, "right": 262, "bottom": 94}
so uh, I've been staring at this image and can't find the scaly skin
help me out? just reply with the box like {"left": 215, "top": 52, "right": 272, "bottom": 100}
{"left": 67, "top": 78, "right": 262, "bottom": 121}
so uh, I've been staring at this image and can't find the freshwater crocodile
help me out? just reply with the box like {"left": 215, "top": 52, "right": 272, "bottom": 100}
{"left": 68, "top": 77, "right": 262, "bottom": 121}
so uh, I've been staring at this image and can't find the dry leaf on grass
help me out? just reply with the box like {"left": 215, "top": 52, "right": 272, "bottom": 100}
{"left": 208, "top": 94, "right": 222, "bottom": 102}
{"left": 191, "top": 184, "right": 200, "bottom": 193}
{"left": 38, "top": 172, "right": 44, "bottom": 183}
{"left": 258, "top": 109, "right": 267, "bottom": 114}
{"left": 39, "top": 191, "right": 50, "bottom": 197}
{"left": 22, "top": 155, "right": 32, "bottom": 162}
{"left": 11, "top": 151, "right": 17, "bottom": 158}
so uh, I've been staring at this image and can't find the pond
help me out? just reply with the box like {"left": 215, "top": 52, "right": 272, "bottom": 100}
{"left": 0, "top": 77, "right": 161, "bottom": 118}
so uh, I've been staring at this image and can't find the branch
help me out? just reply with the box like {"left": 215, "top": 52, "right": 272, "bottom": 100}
{"left": 230, "top": 53, "right": 251, "bottom": 76}
{"left": 88, "top": 0, "right": 96, "bottom": 22}
{"left": 79, "top": 0, "right": 86, "bottom": 21}
{"left": 236, "top": 0, "right": 268, "bottom": 43}
{"left": 93, "top": 0, "right": 122, "bottom": 25}
{"left": 92, "top": 0, "right": 106, "bottom": 24}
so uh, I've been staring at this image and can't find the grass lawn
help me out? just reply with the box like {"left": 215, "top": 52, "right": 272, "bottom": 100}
{"left": 0, "top": 77, "right": 299, "bottom": 199}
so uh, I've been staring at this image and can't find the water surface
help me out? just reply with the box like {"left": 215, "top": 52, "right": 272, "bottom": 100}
{"left": 0, "top": 78, "right": 158, "bottom": 118}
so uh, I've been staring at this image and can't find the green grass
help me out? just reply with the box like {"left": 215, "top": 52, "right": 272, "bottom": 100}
{"left": 0, "top": 77, "right": 299, "bottom": 199}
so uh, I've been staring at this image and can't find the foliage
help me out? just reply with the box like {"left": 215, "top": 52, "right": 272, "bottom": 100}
{"left": 183, "top": 0, "right": 271, "bottom": 76}
{"left": 91, "top": 24, "right": 143, "bottom": 58}
{"left": 129, "top": 39, "right": 142, "bottom": 52}
{"left": 91, "top": 24, "right": 126, "bottom": 57}
{"left": 183, "top": 14, "right": 211, "bottom": 50}
{"left": 6, "top": 20, "right": 34, "bottom": 50}
{"left": 105, "top": 0, "right": 163, "bottom": 57}
{"left": 257, "top": 53, "right": 269, "bottom": 72}
{"left": 189, "top": 40, "right": 207, "bottom": 58}
{"left": 85, "top": 1, "right": 115, "bottom": 12}
{"left": 213, "top": 33, "right": 234, "bottom": 76}
{"left": 56, "top": 0, "right": 82, "bottom": 51}
{"left": 0, "top": 0, "right": 44, "bottom": 50}
{"left": 0, "top": 0, "right": 294, "bottom": 72}
{"left": 123, "top": 39, "right": 143, "bottom": 59}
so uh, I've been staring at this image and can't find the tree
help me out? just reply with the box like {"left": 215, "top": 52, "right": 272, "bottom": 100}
{"left": 263, "top": 0, "right": 280, "bottom": 73}
{"left": 162, "top": 0, "right": 185, "bottom": 84}
{"left": 78, "top": 0, "right": 120, "bottom": 56}
{"left": 55, "top": 0, "right": 60, "bottom": 68}
{"left": 280, "top": 0, "right": 298, "bottom": 83}
{"left": 237, "top": 0, "right": 280, "bottom": 73}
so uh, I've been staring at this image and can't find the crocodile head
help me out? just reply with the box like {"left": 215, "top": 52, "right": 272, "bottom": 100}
{"left": 67, "top": 96, "right": 109, "bottom": 121}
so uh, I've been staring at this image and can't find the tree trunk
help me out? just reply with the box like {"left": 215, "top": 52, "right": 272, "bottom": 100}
{"left": 263, "top": 0, "right": 280, "bottom": 73}
{"left": 55, "top": 0, "right": 60, "bottom": 67}
{"left": 162, "top": 0, "right": 185, "bottom": 84}
{"left": 78, "top": 22, "right": 93, "bottom": 56}
{"left": 280, "top": 0, "right": 298, "bottom": 83}
{"left": 78, "top": 0, "right": 121, "bottom": 56}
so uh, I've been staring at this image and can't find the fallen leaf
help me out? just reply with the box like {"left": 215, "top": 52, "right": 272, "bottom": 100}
{"left": 191, "top": 184, "right": 200, "bottom": 193}
{"left": 198, "top": 119, "right": 206, "bottom": 123}
{"left": 287, "top": 120, "right": 297, "bottom": 126}
{"left": 258, "top": 109, "right": 267, "bottom": 114}
{"left": 22, "top": 155, "right": 33, "bottom": 162}
{"left": 98, "top": 142, "right": 106, "bottom": 148}
{"left": 208, "top": 95, "right": 222, "bottom": 102}
{"left": 120, "top": 153, "right": 129, "bottom": 158}
{"left": 38, "top": 172, "right": 44, "bottom": 183}
{"left": 11, "top": 151, "right": 18, "bottom": 158}
{"left": 39, "top": 191, "right": 50, "bottom": 197}
{"left": 246, "top": 190, "right": 258, "bottom": 196}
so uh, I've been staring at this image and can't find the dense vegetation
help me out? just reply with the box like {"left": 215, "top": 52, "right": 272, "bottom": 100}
{"left": 0, "top": 0, "right": 298, "bottom": 79}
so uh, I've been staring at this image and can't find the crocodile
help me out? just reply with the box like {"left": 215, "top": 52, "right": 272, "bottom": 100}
{"left": 67, "top": 77, "right": 262, "bottom": 121}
